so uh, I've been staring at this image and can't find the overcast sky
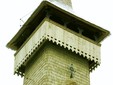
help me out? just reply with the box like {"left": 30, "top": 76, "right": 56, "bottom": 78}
{"left": 0, "top": 0, "right": 112, "bottom": 85}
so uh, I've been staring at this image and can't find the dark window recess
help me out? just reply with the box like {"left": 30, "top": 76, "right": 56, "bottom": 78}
{"left": 82, "top": 30, "right": 96, "bottom": 41}
{"left": 50, "top": 15, "right": 64, "bottom": 25}
{"left": 67, "top": 22, "right": 79, "bottom": 33}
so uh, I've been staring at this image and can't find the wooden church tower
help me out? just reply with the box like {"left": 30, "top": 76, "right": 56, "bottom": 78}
{"left": 7, "top": 0, "right": 110, "bottom": 85}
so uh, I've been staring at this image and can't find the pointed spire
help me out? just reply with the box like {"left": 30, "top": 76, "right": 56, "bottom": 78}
{"left": 44, "top": 0, "right": 72, "bottom": 8}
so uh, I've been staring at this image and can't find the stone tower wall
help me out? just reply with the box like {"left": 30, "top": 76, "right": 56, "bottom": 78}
{"left": 24, "top": 42, "right": 90, "bottom": 85}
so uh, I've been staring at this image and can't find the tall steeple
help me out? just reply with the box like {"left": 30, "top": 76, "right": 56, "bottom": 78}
{"left": 45, "top": 0, "right": 72, "bottom": 8}
{"left": 43, "top": 0, "right": 74, "bottom": 14}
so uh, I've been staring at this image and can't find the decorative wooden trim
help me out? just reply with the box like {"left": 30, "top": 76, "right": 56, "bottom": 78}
{"left": 14, "top": 18, "right": 101, "bottom": 76}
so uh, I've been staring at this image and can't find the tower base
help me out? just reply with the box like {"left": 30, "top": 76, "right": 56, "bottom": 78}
{"left": 24, "top": 41, "right": 90, "bottom": 85}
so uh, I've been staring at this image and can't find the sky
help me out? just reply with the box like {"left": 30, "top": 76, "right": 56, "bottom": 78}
{"left": 0, "top": 0, "right": 112, "bottom": 85}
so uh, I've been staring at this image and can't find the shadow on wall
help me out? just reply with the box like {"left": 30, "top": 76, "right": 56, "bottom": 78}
{"left": 63, "top": 79, "right": 77, "bottom": 85}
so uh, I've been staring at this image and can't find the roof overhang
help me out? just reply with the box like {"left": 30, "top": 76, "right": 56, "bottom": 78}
{"left": 6, "top": 1, "right": 110, "bottom": 50}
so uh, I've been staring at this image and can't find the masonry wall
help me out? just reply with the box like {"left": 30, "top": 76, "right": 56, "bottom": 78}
{"left": 24, "top": 42, "right": 90, "bottom": 85}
